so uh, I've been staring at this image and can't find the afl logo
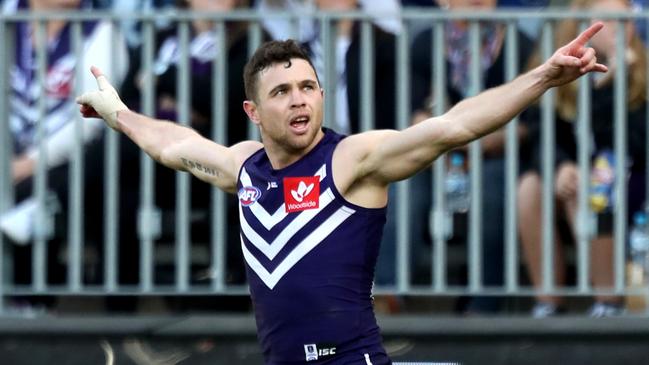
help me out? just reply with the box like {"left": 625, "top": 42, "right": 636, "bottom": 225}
{"left": 238, "top": 186, "right": 262, "bottom": 206}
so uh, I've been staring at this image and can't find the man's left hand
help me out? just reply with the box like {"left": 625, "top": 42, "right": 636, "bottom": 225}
{"left": 542, "top": 22, "right": 608, "bottom": 88}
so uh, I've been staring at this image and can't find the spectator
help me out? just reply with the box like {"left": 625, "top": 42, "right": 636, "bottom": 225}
{"left": 409, "top": 0, "right": 536, "bottom": 313}
{"left": 519, "top": 0, "right": 647, "bottom": 317}
{"left": 0, "top": 0, "right": 128, "bottom": 293}
{"left": 122, "top": 0, "right": 262, "bottom": 144}
{"left": 0, "top": 0, "right": 129, "bottom": 244}
{"left": 111, "top": 0, "right": 178, "bottom": 48}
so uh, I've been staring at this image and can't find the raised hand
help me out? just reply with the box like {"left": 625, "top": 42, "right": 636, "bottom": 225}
{"left": 75, "top": 66, "right": 128, "bottom": 130}
{"left": 542, "top": 22, "right": 608, "bottom": 88}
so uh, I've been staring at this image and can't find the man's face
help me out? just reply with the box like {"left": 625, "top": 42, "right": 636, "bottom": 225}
{"left": 248, "top": 58, "right": 324, "bottom": 153}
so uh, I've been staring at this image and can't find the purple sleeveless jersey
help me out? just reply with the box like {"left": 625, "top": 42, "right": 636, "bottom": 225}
{"left": 237, "top": 129, "right": 391, "bottom": 365}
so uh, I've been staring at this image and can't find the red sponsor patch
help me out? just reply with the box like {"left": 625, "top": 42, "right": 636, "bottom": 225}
{"left": 283, "top": 176, "right": 320, "bottom": 213}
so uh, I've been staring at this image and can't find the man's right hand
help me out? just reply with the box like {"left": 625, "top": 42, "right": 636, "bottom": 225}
{"left": 76, "top": 66, "right": 128, "bottom": 131}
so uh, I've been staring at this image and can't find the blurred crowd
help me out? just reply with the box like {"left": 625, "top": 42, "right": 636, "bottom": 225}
{"left": 0, "top": 0, "right": 647, "bottom": 318}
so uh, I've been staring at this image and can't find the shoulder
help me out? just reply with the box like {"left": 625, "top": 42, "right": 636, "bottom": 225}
{"left": 337, "top": 130, "right": 396, "bottom": 152}
{"left": 231, "top": 140, "right": 264, "bottom": 166}
{"left": 331, "top": 130, "right": 395, "bottom": 206}
{"left": 333, "top": 130, "right": 397, "bottom": 179}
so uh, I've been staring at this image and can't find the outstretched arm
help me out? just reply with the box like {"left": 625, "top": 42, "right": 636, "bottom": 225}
{"left": 342, "top": 22, "right": 607, "bottom": 187}
{"left": 76, "top": 66, "right": 261, "bottom": 193}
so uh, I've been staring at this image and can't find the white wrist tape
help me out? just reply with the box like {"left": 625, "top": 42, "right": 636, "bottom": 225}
{"left": 76, "top": 74, "right": 128, "bottom": 130}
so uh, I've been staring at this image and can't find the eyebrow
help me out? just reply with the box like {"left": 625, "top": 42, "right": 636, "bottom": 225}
{"left": 267, "top": 79, "right": 318, "bottom": 96}
{"left": 268, "top": 83, "right": 289, "bottom": 96}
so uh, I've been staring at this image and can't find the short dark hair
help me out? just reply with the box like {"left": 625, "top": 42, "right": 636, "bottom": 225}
{"left": 243, "top": 39, "right": 319, "bottom": 102}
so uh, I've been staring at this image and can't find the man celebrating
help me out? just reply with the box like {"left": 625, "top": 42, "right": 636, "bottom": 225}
{"left": 77, "top": 23, "right": 606, "bottom": 365}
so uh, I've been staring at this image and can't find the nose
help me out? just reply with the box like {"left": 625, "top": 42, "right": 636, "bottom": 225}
{"left": 290, "top": 88, "right": 306, "bottom": 108}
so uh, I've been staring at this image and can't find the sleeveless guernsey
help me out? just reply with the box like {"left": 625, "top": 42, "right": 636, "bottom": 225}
{"left": 237, "top": 128, "right": 390, "bottom": 364}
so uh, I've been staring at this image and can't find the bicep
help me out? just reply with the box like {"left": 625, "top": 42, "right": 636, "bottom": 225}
{"left": 357, "top": 118, "right": 459, "bottom": 183}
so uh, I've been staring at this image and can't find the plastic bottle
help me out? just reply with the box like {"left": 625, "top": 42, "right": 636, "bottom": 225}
{"left": 627, "top": 211, "right": 649, "bottom": 312}
{"left": 590, "top": 149, "right": 615, "bottom": 213}
{"left": 445, "top": 152, "right": 470, "bottom": 213}
{"left": 630, "top": 211, "right": 649, "bottom": 280}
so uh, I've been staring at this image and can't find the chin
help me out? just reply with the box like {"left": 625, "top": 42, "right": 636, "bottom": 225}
{"left": 287, "top": 129, "right": 318, "bottom": 150}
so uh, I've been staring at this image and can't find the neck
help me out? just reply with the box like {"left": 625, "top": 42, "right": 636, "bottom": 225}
{"left": 264, "top": 129, "right": 325, "bottom": 170}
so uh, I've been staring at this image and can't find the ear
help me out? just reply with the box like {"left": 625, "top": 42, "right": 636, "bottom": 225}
{"left": 243, "top": 100, "right": 260, "bottom": 125}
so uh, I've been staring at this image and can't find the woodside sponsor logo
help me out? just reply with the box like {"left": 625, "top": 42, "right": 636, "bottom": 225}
{"left": 284, "top": 176, "right": 320, "bottom": 213}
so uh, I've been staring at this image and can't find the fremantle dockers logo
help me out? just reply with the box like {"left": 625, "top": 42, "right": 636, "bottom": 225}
{"left": 238, "top": 186, "right": 262, "bottom": 206}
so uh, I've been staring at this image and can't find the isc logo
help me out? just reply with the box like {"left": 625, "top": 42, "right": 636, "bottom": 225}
{"left": 304, "top": 344, "right": 336, "bottom": 361}
{"left": 318, "top": 348, "right": 336, "bottom": 356}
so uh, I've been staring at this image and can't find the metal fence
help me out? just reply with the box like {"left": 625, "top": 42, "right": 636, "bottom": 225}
{"left": 0, "top": 8, "right": 647, "bottom": 314}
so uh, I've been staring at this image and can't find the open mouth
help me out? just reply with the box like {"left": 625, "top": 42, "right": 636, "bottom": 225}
{"left": 289, "top": 115, "right": 310, "bottom": 133}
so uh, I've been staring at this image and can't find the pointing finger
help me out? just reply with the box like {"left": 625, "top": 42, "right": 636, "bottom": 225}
{"left": 90, "top": 66, "right": 111, "bottom": 91}
{"left": 569, "top": 22, "right": 604, "bottom": 48}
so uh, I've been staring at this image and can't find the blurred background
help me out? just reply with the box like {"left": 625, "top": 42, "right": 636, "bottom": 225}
{"left": 1, "top": 0, "right": 649, "bottom": 363}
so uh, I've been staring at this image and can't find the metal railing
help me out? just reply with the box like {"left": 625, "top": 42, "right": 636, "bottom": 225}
{"left": 0, "top": 8, "right": 647, "bottom": 314}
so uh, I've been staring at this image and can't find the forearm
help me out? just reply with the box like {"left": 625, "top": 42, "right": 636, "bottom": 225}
{"left": 441, "top": 65, "right": 551, "bottom": 148}
{"left": 116, "top": 109, "right": 199, "bottom": 169}
{"left": 113, "top": 109, "right": 259, "bottom": 193}
{"left": 76, "top": 66, "right": 257, "bottom": 193}
{"left": 367, "top": 22, "right": 605, "bottom": 184}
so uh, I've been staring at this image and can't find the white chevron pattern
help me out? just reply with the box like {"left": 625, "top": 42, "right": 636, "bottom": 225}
{"left": 238, "top": 163, "right": 354, "bottom": 290}
{"left": 239, "top": 188, "right": 336, "bottom": 260}
{"left": 241, "top": 206, "right": 356, "bottom": 290}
